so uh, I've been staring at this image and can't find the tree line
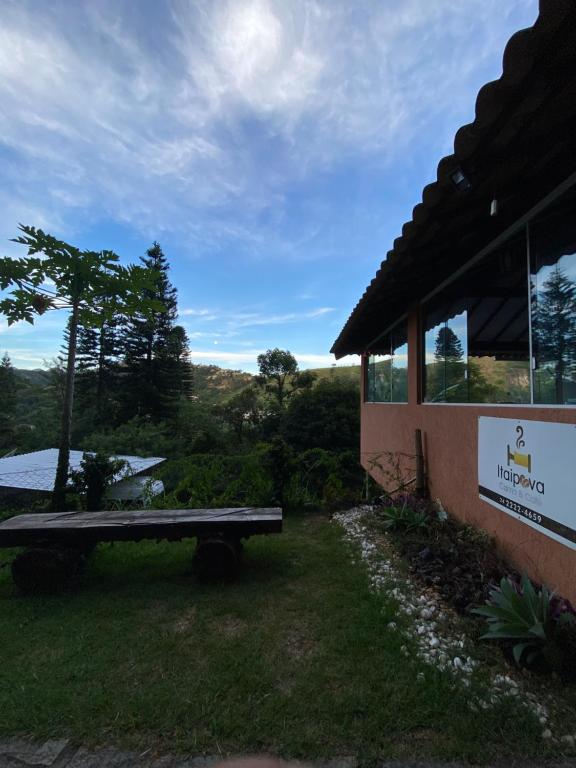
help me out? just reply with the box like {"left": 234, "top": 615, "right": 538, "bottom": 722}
{"left": 1, "top": 226, "right": 363, "bottom": 513}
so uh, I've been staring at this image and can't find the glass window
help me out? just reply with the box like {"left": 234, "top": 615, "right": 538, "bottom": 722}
{"left": 366, "top": 321, "right": 408, "bottom": 402}
{"left": 423, "top": 232, "right": 531, "bottom": 403}
{"left": 531, "top": 186, "right": 576, "bottom": 405}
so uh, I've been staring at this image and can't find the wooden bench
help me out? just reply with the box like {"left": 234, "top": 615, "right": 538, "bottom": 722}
{"left": 0, "top": 507, "right": 283, "bottom": 592}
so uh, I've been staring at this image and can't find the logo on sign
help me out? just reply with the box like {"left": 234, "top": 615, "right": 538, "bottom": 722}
{"left": 497, "top": 425, "right": 545, "bottom": 494}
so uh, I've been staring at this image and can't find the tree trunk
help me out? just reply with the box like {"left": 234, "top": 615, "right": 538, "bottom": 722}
{"left": 96, "top": 324, "right": 105, "bottom": 415}
{"left": 52, "top": 300, "right": 80, "bottom": 511}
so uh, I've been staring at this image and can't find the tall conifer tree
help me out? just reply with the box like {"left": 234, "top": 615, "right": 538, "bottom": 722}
{"left": 121, "top": 242, "right": 191, "bottom": 418}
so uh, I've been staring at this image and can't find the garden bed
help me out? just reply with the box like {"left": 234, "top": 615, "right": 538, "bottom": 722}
{"left": 336, "top": 506, "right": 576, "bottom": 750}
{"left": 367, "top": 495, "right": 576, "bottom": 678}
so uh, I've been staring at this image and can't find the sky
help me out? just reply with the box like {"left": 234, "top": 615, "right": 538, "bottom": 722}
{"left": 0, "top": 0, "right": 538, "bottom": 373}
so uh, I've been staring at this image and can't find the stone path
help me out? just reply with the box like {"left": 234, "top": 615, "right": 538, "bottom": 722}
{"left": 0, "top": 740, "right": 574, "bottom": 768}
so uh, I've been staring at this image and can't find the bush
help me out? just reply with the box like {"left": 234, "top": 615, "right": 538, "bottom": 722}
{"left": 156, "top": 446, "right": 365, "bottom": 513}
{"left": 82, "top": 417, "right": 181, "bottom": 458}
{"left": 379, "top": 503, "right": 431, "bottom": 532}
{"left": 472, "top": 575, "right": 553, "bottom": 666}
{"left": 281, "top": 379, "right": 359, "bottom": 452}
{"left": 70, "top": 453, "right": 126, "bottom": 511}
{"left": 473, "top": 575, "right": 576, "bottom": 679}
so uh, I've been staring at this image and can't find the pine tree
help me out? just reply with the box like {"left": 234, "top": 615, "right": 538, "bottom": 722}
{"left": 0, "top": 352, "right": 17, "bottom": 449}
{"left": 75, "top": 319, "right": 121, "bottom": 420}
{"left": 532, "top": 266, "right": 576, "bottom": 403}
{"left": 434, "top": 326, "right": 464, "bottom": 362}
{"left": 121, "top": 242, "right": 190, "bottom": 418}
{"left": 433, "top": 325, "right": 466, "bottom": 401}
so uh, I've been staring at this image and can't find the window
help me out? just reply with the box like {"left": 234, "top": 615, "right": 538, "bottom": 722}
{"left": 423, "top": 232, "right": 531, "bottom": 403}
{"left": 366, "top": 320, "right": 408, "bottom": 402}
{"left": 531, "top": 186, "right": 576, "bottom": 405}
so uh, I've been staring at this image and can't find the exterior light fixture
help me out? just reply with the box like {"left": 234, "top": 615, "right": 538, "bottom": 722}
{"left": 450, "top": 167, "right": 471, "bottom": 191}
{"left": 490, "top": 198, "right": 498, "bottom": 217}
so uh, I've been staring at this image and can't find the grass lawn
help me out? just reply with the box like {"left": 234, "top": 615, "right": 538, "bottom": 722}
{"left": 0, "top": 514, "right": 560, "bottom": 763}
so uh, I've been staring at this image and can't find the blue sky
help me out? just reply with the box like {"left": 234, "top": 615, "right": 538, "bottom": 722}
{"left": 0, "top": 0, "right": 538, "bottom": 372}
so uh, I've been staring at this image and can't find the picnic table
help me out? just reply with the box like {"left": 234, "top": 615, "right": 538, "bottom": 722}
{"left": 0, "top": 507, "right": 283, "bottom": 592}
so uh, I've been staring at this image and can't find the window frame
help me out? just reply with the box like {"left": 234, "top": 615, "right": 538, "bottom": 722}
{"left": 364, "top": 318, "right": 409, "bottom": 405}
{"left": 419, "top": 174, "right": 576, "bottom": 408}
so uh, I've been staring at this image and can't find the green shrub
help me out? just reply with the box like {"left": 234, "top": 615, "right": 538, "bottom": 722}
{"left": 281, "top": 379, "right": 359, "bottom": 452}
{"left": 472, "top": 575, "right": 552, "bottom": 667}
{"left": 70, "top": 453, "right": 126, "bottom": 511}
{"left": 155, "top": 446, "right": 364, "bottom": 513}
{"left": 379, "top": 503, "right": 431, "bottom": 532}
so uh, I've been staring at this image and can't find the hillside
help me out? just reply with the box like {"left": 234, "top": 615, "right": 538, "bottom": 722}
{"left": 308, "top": 364, "right": 361, "bottom": 384}
{"left": 191, "top": 364, "right": 253, "bottom": 403}
{"left": 15, "top": 368, "right": 52, "bottom": 387}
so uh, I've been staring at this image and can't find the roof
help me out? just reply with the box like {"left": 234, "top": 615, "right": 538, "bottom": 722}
{"left": 332, "top": 0, "right": 576, "bottom": 358}
{"left": 0, "top": 449, "right": 165, "bottom": 493}
{"left": 105, "top": 476, "right": 165, "bottom": 501}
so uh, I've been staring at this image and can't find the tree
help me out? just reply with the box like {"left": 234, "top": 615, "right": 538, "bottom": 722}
{"left": 0, "top": 225, "right": 161, "bottom": 510}
{"left": 70, "top": 453, "right": 126, "bottom": 511}
{"left": 122, "top": 242, "right": 189, "bottom": 418}
{"left": 0, "top": 352, "right": 18, "bottom": 449}
{"left": 75, "top": 317, "right": 121, "bottom": 421}
{"left": 434, "top": 326, "right": 464, "bottom": 362}
{"left": 0, "top": 352, "right": 17, "bottom": 416}
{"left": 281, "top": 379, "right": 360, "bottom": 452}
{"left": 432, "top": 325, "right": 466, "bottom": 402}
{"left": 532, "top": 266, "right": 576, "bottom": 403}
{"left": 221, "top": 386, "right": 261, "bottom": 442}
{"left": 256, "top": 348, "right": 315, "bottom": 408}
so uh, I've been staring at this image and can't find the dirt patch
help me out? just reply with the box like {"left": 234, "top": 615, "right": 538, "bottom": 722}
{"left": 211, "top": 614, "right": 247, "bottom": 638}
{"left": 143, "top": 599, "right": 171, "bottom": 624}
{"left": 173, "top": 606, "right": 197, "bottom": 634}
{"left": 284, "top": 627, "right": 316, "bottom": 661}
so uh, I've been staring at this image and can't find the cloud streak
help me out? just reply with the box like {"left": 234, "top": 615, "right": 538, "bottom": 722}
{"left": 0, "top": 0, "right": 537, "bottom": 253}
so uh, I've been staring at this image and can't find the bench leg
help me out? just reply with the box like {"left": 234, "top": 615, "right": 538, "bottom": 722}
{"left": 11, "top": 546, "right": 87, "bottom": 594}
{"left": 193, "top": 536, "right": 242, "bottom": 580}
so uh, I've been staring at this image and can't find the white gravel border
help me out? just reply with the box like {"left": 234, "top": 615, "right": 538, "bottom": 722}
{"left": 333, "top": 506, "right": 575, "bottom": 748}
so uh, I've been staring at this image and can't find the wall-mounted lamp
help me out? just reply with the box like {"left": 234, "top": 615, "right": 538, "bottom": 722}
{"left": 490, "top": 199, "right": 498, "bottom": 217}
{"left": 450, "top": 167, "right": 472, "bottom": 192}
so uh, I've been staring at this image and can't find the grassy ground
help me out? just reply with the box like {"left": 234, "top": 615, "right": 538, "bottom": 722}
{"left": 0, "top": 515, "right": 558, "bottom": 763}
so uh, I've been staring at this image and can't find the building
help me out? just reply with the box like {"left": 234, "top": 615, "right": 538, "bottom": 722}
{"left": 332, "top": 0, "right": 576, "bottom": 601}
{"left": 0, "top": 449, "right": 165, "bottom": 507}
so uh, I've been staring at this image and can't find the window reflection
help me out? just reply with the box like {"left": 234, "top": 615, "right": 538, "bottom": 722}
{"left": 531, "top": 186, "right": 576, "bottom": 405}
{"left": 424, "top": 232, "right": 530, "bottom": 403}
{"left": 366, "top": 321, "right": 408, "bottom": 403}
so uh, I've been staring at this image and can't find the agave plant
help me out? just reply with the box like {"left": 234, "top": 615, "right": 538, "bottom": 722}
{"left": 472, "top": 574, "right": 553, "bottom": 666}
{"left": 379, "top": 503, "right": 430, "bottom": 533}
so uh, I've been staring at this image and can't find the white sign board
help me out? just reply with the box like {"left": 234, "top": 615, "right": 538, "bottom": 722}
{"left": 478, "top": 417, "right": 576, "bottom": 550}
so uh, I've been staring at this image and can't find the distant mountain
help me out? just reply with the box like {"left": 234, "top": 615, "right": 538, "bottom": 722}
{"left": 308, "top": 364, "right": 360, "bottom": 384}
{"left": 191, "top": 364, "right": 253, "bottom": 403}
{"left": 14, "top": 363, "right": 360, "bottom": 404}
{"left": 15, "top": 369, "right": 52, "bottom": 387}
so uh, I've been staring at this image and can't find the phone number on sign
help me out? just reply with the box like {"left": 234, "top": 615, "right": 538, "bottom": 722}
{"left": 497, "top": 496, "right": 542, "bottom": 524}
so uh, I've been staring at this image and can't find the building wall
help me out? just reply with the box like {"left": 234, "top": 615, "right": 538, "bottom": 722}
{"left": 361, "top": 309, "right": 576, "bottom": 603}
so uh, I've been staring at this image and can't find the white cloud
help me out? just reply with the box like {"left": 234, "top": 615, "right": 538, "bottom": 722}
{"left": 179, "top": 308, "right": 216, "bottom": 317}
{"left": 188, "top": 347, "right": 359, "bottom": 371}
{"left": 179, "top": 305, "right": 335, "bottom": 330}
{"left": 0, "top": 0, "right": 537, "bottom": 250}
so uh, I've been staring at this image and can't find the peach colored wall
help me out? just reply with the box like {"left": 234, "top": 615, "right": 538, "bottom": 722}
{"left": 361, "top": 309, "right": 576, "bottom": 603}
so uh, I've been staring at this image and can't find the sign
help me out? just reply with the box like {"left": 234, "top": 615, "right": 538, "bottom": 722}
{"left": 478, "top": 417, "right": 576, "bottom": 550}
